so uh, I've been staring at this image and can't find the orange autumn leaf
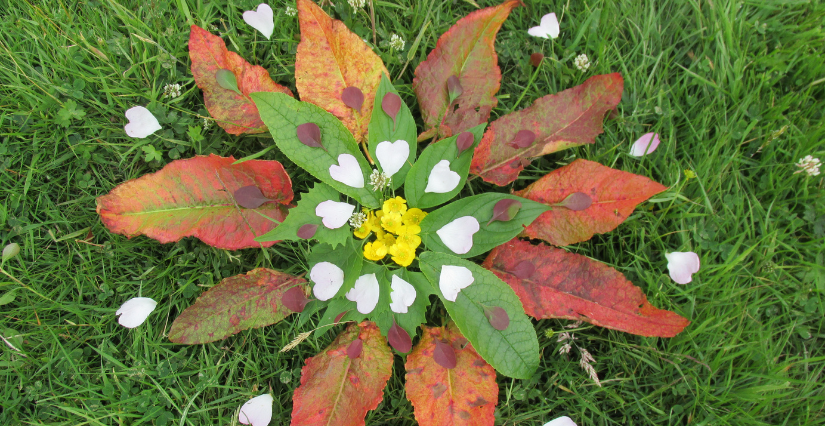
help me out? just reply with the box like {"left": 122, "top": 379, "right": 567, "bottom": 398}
{"left": 295, "top": 0, "right": 388, "bottom": 143}
{"left": 189, "top": 25, "right": 293, "bottom": 135}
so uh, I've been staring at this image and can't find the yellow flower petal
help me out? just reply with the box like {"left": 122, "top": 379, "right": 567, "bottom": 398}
{"left": 364, "top": 241, "right": 387, "bottom": 261}
{"left": 389, "top": 243, "right": 415, "bottom": 267}
{"left": 402, "top": 208, "right": 427, "bottom": 226}
{"left": 382, "top": 196, "right": 408, "bottom": 216}
{"left": 381, "top": 212, "right": 403, "bottom": 234}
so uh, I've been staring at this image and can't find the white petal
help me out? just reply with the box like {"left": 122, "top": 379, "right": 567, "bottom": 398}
{"left": 436, "top": 216, "right": 480, "bottom": 255}
{"left": 389, "top": 275, "right": 416, "bottom": 314}
{"left": 543, "top": 416, "right": 577, "bottom": 426}
{"left": 345, "top": 273, "right": 380, "bottom": 314}
{"left": 238, "top": 394, "right": 273, "bottom": 426}
{"left": 424, "top": 160, "right": 461, "bottom": 193}
{"left": 375, "top": 140, "right": 410, "bottom": 177}
{"left": 439, "top": 265, "right": 474, "bottom": 302}
{"left": 124, "top": 106, "right": 162, "bottom": 138}
{"left": 665, "top": 251, "right": 700, "bottom": 284}
{"left": 527, "top": 26, "right": 550, "bottom": 39}
{"left": 329, "top": 154, "right": 365, "bottom": 188}
{"left": 315, "top": 200, "right": 356, "bottom": 229}
{"left": 116, "top": 297, "right": 157, "bottom": 328}
{"left": 540, "top": 13, "right": 560, "bottom": 39}
{"left": 629, "top": 132, "right": 661, "bottom": 157}
{"left": 242, "top": 4, "right": 275, "bottom": 40}
{"left": 310, "top": 262, "right": 345, "bottom": 301}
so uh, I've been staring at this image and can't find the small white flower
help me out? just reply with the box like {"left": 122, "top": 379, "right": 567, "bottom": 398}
{"left": 795, "top": 155, "right": 821, "bottom": 177}
{"left": 573, "top": 54, "right": 590, "bottom": 72}
{"left": 348, "top": 0, "right": 366, "bottom": 9}
{"left": 346, "top": 273, "right": 380, "bottom": 314}
{"left": 284, "top": 6, "right": 297, "bottom": 17}
{"left": 665, "top": 251, "right": 701, "bottom": 284}
{"left": 238, "top": 394, "right": 273, "bottom": 426}
{"left": 202, "top": 117, "right": 213, "bottom": 130}
{"left": 116, "top": 297, "right": 157, "bottom": 328}
{"left": 163, "top": 83, "right": 182, "bottom": 99}
{"left": 389, "top": 34, "right": 405, "bottom": 51}
{"left": 348, "top": 211, "right": 367, "bottom": 228}
{"left": 528, "top": 12, "right": 560, "bottom": 39}
{"left": 368, "top": 169, "right": 390, "bottom": 191}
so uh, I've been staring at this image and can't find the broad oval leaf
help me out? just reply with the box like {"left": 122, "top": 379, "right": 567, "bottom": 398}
{"left": 295, "top": 0, "right": 388, "bottom": 142}
{"left": 419, "top": 251, "right": 539, "bottom": 379}
{"left": 413, "top": 0, "right": 522, "bottom": 140}
{"left": 405, "top": 324, "right": 498, "bottom": 426}
{"left": 169, "top": 269, "right": 306, "bottom": 344}
{"left": 471, "top": 73, "right": 624, "bottom": 185}
{"left": 291, "top": 321, "right": 393, "bottom": 426}
{"left": 515, "top": 159, "right": 667, "bottom": 246}
{"left": 374, "top": 270, "right": 433, "bottom": 339}
{"left": 483, "top": 239, "right": 690, "bottom": 337}
{"left": 367, "top": 74, "right": 418, "bottom": 189}
{"left": 96, "top": 154, "right": 292, "bottom": 250}
{"left": 189, "top": 25, "right": 293, "bottom": 135}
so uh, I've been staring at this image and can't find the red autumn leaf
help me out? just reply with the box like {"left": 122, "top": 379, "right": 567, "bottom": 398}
{"left": 471, "top": 73, "right": 624, "bottom": 185}
{"left": 405, "top": 324, "right": 498, "bottom": 426}
{"left": 96, "top": 154, "right": 292, "bottom": 250}
{"left": 413, "top": 0, "right": 522, "bottom": 141}
{"left": 515, "top": 159, "right": 667, "bottom": 246}
{"left": 282, "top": 286, "right": 311, "bottom": 313}
{"left": 483, "top": 239, "right": 690, "bottom": 338}
{"left": 295, "top": 0, "right": 388, "bottom": 143}
{"left": 189, "top": 25, "right": 293, "bottom": 135}
{"left": 291, "top": 321, "right": 393, "bottom": 426}
{"left": 169, "top": 269, "right": 307, "bottom": 344}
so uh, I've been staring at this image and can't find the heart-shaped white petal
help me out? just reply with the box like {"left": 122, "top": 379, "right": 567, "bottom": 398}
{"left": 528, "top": 12, "right": 560, "bottom": 39}
{"left": 424, "top": 159, "right": 461, "bottom": 193}
{"left": 665, "top": 251, "right": 700, "bottom": 284}
{"left": 242, "top": 4, "right": 274, "bottom": 40}
{"left": 436, "top": 216, "right": 480, "bottom": 255}
{"left": 310, "top": 262, "right": 345, "bottom": 301}
{"left": 116, "top": 297, "right": 157, "bottom": 328}
{"left": 389, "top": 275, "right": 416, "bottom": 314}
{"left": 329, "top": 154, "right": 365, "bottom": 188}
{"left": 375, "top": 140, "right": 410, "bottom": 177}
{"left": 543, "top": 416, "right": 577, "bottom": 426}
{"left": 124, "top": 106, "right": 161, "bottom": 138}
{"left": 315, "top": 200, "right": 355, "bottom": 229}
{"left": 629, "top": 132, "right": 661, "bottom": 157}
{"left": 238, "top": 394, "right": 273, "bottom": 426}
{"left": 346, "top": 273, "right": 380, "bottom": 314}
{"left": 439, "top": 265, "right": 474, "bottom": 302}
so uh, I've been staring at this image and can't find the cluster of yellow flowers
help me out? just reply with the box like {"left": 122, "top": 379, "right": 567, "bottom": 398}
{"left": 354, "top": 196, "right": 427, "bottom": 267}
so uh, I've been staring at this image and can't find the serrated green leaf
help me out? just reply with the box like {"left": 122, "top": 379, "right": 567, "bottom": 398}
{"left": 255, "top": 182, "right": 352, "bottom": 248}
{"left": 404, "top": 123, "right": 486, "bottom": 209}
{"left": 307, "top": 239, "right": 364, "bottom": 303}
{"left": 419, "top": 193, "right": 549, "bottom": 258}
{"left": 419, "top": 251, "right": 539, "bottom": 379}
{"left": 367, "top": 74, "right": 418, "bottom": 190}
{"left": 374, "top": 270, "right": 432, "bottom": 338}
{"left": 252, "top": 92, "right": 381, "bottom": 209}
{"left": 314, "top": 262, "right": 389, "bottom": 337}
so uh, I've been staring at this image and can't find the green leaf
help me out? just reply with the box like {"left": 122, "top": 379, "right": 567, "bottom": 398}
{"left": 373, "top": 270, "right": 432, "bottom": 338}
{"left": 215, "top": 69, "right": 243, "bottom": 95}
{"left": 404, "top": 123, "right": 486, "bottom": 209}
{"left": 255, "top": 182, "right": 352, "bottom": 248}
{"left": 56, "top": 99, "right": 86, "bottom": 127}
{"left": 419, "top": 251, "right": 539, "bottom": 379}
{"left": 252, "top": 92, "right": 381, "bottom": 209}
{"left": 307, "top": 239, "right": 364, "bottom": 303}
{"left": 314, "top": 262, "right": 389, "bottom": 337}
{"left": 419, "top": 193, "right": 549, "bottom": 258}
{"left": 367, "top": 74, "right": 418, "bottom": 189}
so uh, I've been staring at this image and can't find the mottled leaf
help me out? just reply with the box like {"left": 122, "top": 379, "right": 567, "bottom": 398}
{"left": 169, "top": 269, "right": 306, "bottom": 344}
{"left": 516, "top": 159, "right": 667, "bottom": 246}
{"left": 405, "top": 324, "right": 498, "bottom": 426}
{"left": 295, "top": 0, "right": 388, "bottom": 142}
{"left": 283, "top": 286, "right": 311, "bottom": 313}
{"left": 189, "top": 25, "right": 293, "bottom": 135}
{"left": 291, "top": 322, "right": 393, "bottom": 426}
{"left": 471, "top": 73, "right": 624, "bottom": 185}
{"left": 96, "top": 154, "right": 292, "bottom": 250}
{"left": 484, "top": 239, "right": 690, "bottom": 337}
{"left": 413, "top": 0, "right": 521, "bottom": 140}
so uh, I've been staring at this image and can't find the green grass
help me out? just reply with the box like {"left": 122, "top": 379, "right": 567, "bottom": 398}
{"left": 1, "top": 0, "right": 824, "bottom": 424}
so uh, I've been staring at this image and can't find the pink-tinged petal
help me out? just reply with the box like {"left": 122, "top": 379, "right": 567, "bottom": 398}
{"left": 665, "top": 251, "right": 700, "bottom": 284}
{"left": 242, "top": 4, "right": 275, "bottom": 40}
{"left": 115, "top": 297, "right": 157, "bottom": 328}
{"left": 310, "top": 261, "right": 345, "bottom": 300}
{"left": 389, "top": 275, "right": 416, "bottom": 313}
{"left": 439, "top": 265, "right": 474, "bottom": 302}
{"left": 436, "top": 216, "right": 480, "bottom": 254}
{"left": 424, "top": 160, "right": 461, "bottom": 193}
{"left": 238, "top": 394, "right": 273, "bottom": 426}
{"left": 345, "top": 273, "right": 380, "bottom": 314}
{"left": 124, "top": 106, "right": 161, "bottom": 138}
{"left": 543, "top": 416, "right": 577, "bottom": 426}
{"left": 629, "top": 132, "right": 661, "bottom": 157}
{"left": 315, "top": 200, "right": 356, "bottom": 229}
{"left": 329, "top": 154, "right": 365, "bottom": 188}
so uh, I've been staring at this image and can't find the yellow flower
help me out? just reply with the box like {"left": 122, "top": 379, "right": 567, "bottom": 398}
{"left": 364, "top": 241, "right": 388, "bottom": 261}
{"left": 354, "top": 211, "right": 373, "bottom": 239}
{"left": 396, "top": 224, "right": 421, "bottom": 235}
{"left": 381, "top": 233, "right": 396, "bottom": 247}
{"left": 402, "top": 208, "right": 427, "bottom": 226}
{"left": 396, "top": 232, "right": 421, "bottom": 249}
{"left": 389, "top": 243, "right": 416, "bottom": 267}
{"left": 383, "top": 196, "right": 407, "bottom": 216}
{"left": 381, "top": 212, "right": 403, "bottom": 234}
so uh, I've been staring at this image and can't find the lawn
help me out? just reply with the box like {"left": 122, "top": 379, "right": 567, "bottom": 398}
{"left": 1, "top": 0, "right": 823, "bottom": 425}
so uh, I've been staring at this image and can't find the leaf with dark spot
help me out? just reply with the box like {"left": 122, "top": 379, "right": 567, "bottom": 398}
{"left": 342, "top": 86, "right": 365, "bottom": 112}
{"left": 296, "top": 122, "right": 323, "bottom": 148}
{"left": 233, "top": 185, "right": 272, "bottom": 209}
{"left": 347, "top": 338, "right": 363, "bottom": 359}
{"left": 282, "top": 286, "right": 310, "bottom": 313}
{"left": 483, "top": 306, "right": 509, "bottom": 331}
{"left": 486, "top": 198, "right": 522, "bottom": 226}
{"left": 507, "top": 130, "right": 536, "bottom": 149}
{"left": 296, "top": 224, "right": 318, "bottom": 240}
{"left": 388, "top": 320, "right": 412, "bottom": 353}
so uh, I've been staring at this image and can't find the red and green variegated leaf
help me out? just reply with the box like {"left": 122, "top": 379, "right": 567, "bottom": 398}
{"left": 189, "top": 25, "right": 293, "bottom": 135}
{"left": 515, "top": 159, "right": 666, "bottom": 246}
{"left": 484, "top": 239, "right": 690, "bottom": 337}
{"left": 471, "top": 73, "right": 624, "bottom": 185}
{"left": 291, "top": 321, "right": 393, "bottom": 426}
{"left": 96, "top": 154, "right": 292, "bottom": 250}
{"left": 295, "top": 0, "right": 388, "bottom": 143}
{"left": 405, "top": 323, "right": 498, "bottom": 426}
{"left": 169, "top": 269, "right": 307, "bottom": 344}
{"left": 413, "top": 0, "right": 522, "bottom": 141}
